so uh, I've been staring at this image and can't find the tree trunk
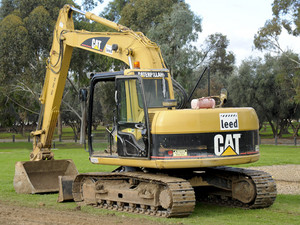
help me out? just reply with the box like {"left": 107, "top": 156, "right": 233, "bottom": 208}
{"left": 22, "top": 124, "right": 26, "bottom": 137}
{"left": 57, "top": 112, "right": 62, "bottom": 139}
{"left": 278, "top": 119, "right": 290, "bottom": 137}
{"left": 267, "top": 117, "right": 277, "bottom": 138}
{"left": 289, "top": 119, "right": 300, "bottom": 137}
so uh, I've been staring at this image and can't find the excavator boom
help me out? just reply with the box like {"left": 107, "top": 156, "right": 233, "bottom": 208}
{"left": 31, "top": 4, "right": 167, "bottom": 161}
{"left": 14, "top": 4, "right": 169, "bottom": 194}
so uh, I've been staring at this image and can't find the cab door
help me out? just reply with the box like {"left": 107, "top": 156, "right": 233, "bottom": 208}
{"left": 115, "top": 76, "right": 150, "bottom": 158}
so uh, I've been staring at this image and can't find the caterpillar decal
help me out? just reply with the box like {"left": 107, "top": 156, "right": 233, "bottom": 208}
{"left": 81, "top": 37, "right": 110, "bottom": 52}
{"left": 214, "top": 133, "right": 241, "bottom": 156}
{"left": 151, "top": 130, "right": 258, "bottom": 159}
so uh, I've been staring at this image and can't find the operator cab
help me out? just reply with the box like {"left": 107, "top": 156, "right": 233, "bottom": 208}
{"left": 133, "top": 70, "right": 171, "bottom": 107}
{"left": 88, "top": 69, "right": 174, "bottom": 160}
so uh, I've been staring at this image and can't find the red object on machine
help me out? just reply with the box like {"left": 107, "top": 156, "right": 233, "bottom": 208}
{"left": 191, "top": 97, "right": 215, "bottom": 109}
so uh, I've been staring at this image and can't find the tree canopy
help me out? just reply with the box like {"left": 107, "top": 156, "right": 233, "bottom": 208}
{"left": 254, "top": 0, "right": 300, "bottom": 57}
{"left": 0, "top": 0, "right": 298, "bottom": 139}
{"left": 229, "top": 53, "right": 300, "bottom": 137}
{"left": 254, "top": 0, "right": 300, "bottom": 104}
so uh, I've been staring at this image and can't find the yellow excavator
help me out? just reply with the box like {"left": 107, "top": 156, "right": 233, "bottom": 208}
{"left": 13, "top": 5, "right": 276, "bottom": 217}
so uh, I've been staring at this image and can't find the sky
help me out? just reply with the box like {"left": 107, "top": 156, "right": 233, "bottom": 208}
{"left": 185, "top": 0, "right": 300, "bottom": 65}
{"left": 77, "top": 0, "right": 300, "bottom": 66}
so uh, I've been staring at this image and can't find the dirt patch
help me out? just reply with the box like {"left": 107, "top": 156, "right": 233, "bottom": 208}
{"left": 0, "top": 202, "right": 160, "bottom": 225}
{"left": 247, "top": 164, "right": 300, "bottom": 195}
{"left": 260, "top": 138, "right": 299, "bottom": 145}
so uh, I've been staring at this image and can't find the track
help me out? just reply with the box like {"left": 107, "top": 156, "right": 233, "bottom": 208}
{"left": 71, "top": 167, "right": 276, "bottom": 217}
{"left": 72, "top": 172, "right": 195, "bottom": 217}
{"left": 196, "top": 167, "right": 277, "bottom": 209}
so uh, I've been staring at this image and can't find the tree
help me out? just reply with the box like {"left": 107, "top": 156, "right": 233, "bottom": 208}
{"left": 147, "top": 2, "right": 202, "bottom": 87}
{"left": 81, "top": 0, "right": 103, "bottom": 11}
{"left": 0, "top": 0, "right": 106, "bottom": 139}
{"left": 0, "top": 0, "right": 71, "bottom": 117}
{"left": 229, "top": 53, "right": 300, "bottom": 137}
{"left": 254, "top": 0, "right": 300, "bottom": 104}
{"left": 0, "top": 0, "right": 16, "bottom": 19}
{"left": 274, "top": 51, "right": 300, "bottom": 136}
{"left": 187, "top": 33, "right": 236, "bottom": 100}
{"left": 117, "top": 0, "right": 179, "bottom": 33}
{"left": 254, "top": 0, "right": 300, "bottom": 47}
{"left": 101, "top": 0, "right": 128, "bottom": 22}
{"left": 0, "top": 11, "right": 37, "bottom": 130}
{"left": 202, "top": 33, "right": 235, "bottom": 78}
{"left": 254, "top": 0, "right": 300, "bottom": 63}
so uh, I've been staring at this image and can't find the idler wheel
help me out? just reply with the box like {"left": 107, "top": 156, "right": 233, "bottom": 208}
{"left": 159, "top": 189, "right": 173, "bottom": 209}
{"left": 232, "top": 177, "right": 256, "bottom": 203}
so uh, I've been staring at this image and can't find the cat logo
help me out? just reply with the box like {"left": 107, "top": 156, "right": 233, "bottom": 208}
{"left": 91, "top": 39, "right": 102, "bottom": 50}
{"left": 214, "top": 134, "right": 241, "bottom": 156}
{"left": 81, "top": 37, "right": 110, "bottom": 52}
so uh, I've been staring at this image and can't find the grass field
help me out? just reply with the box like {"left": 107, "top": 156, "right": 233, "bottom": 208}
{"left": 236, "top": 145, "right": 300, "bottom": 167}
{"left": 0, "top": 142, "right": 299, "bottom": 224}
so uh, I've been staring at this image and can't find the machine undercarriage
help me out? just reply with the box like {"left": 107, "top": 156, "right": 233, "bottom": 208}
{"left": 70, "top": 166, "right": 276, "bottom": 217}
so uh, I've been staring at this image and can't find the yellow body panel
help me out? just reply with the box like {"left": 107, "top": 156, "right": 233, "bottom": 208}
{"left": 91, "top": 107, "right": 260, "bottom": 169}
{"left": 90, "top": 153, "right": 259, "bottom": 169}
{"left": 152, "top": 107, "right": 259, "bottom": 134}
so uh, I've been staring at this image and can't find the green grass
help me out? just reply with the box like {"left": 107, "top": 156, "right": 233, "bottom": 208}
{"left": 237, "top": 145, "right": 300, "bottom": 167}
{"left": 169, "top": 195, "right": 300, "bottom": 225}
{"left": 0, "top": 142, "right": 299, "bottom": 224}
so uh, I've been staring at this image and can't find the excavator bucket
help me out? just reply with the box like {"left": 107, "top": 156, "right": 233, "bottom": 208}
{"left": 13, "top": 159, "right": 78, "bottom": 194}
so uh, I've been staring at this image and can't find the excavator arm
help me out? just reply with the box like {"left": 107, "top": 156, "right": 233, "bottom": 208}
{"left": 14, "top": 4, "right": 172, "bottom": 194}
{"left": 30, "top": 5, "right": 167, "bottom": 161}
